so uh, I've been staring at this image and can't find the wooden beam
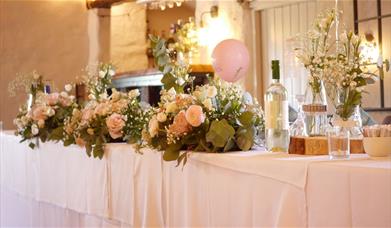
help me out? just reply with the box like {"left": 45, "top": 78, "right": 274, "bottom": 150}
{"left": 86, "top": 0, "right": 126, "bottom": 9}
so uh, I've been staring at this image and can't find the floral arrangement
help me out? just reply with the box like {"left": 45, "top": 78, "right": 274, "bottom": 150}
{"left": 143, "top": 78, "right": 264, "bottom": 166}
{"left": 172, "top": 19, "right": 198, "bottom": 55}
{"left": 8, "top": 71, "right": 45, "bottom": 97}
{"left": 63, "top": 63, "right": 150, "bottom": 159}
{"left": 14, "top": 84, "right": 77, "bottom": 149}
{"left": 326, "top": 31, "right": 381, "bottom": 120}
{"left": 65, "top": 88, "right": 150, "bottom": 159}
{"left": 150, "top": 21, "right": 197, "bottom": 93}
{"left": 80, "top": 63, "right": 115, "bottom": 100}
{"left": 295, "top": 9, "right": 337, "bottom": 93}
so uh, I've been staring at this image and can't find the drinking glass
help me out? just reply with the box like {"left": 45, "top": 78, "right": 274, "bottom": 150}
{"left": 328, "top": 126, "right": 350, "bottom": 159}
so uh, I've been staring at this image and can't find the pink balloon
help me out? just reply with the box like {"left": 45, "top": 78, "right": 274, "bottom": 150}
{"left": 211, "top": 39, "right": 250, "bottom": 83}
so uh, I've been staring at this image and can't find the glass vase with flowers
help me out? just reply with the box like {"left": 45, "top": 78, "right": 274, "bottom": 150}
{"left": 295, "top": 9, "right": 337, "bottom": 136}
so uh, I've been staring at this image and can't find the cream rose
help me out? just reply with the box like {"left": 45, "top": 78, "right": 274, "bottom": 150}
{"left": 168, "top": 110, "right": 192, "bottom": 136}
{"left": 31, "top": 105, "right": 48, "bottom": 121}
{"left": 128, "top": 89, "right": 140, "bottom": 99}
{"left": 165, "top": 102, "right": 178, "bottom": 113}
{"left": 106, "top": 113, "right": 125, "bottom": 139}
{"left": 148, "top": 115, "right": 159, "bottom": 137}
{"left": 185, "top": 105, "right": 205, "bottom": 127}
{"left": 157, "top": 112, "right": 167, "bottom": 122}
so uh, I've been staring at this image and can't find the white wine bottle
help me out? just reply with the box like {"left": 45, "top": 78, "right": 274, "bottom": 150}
{"left": 264, "top": 60, "right": 290, "bottom": 152}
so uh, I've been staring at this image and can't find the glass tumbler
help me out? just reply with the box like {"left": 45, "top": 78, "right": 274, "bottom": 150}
{"left": 328, "top": 126, "right": 350, "bottom": 159}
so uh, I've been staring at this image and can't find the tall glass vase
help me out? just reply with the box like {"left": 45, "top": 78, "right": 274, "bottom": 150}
{"left": 332, "top": 105, "right": 363, "bottom": 138}
{"left": 303, "top": 80, "right": 328, "bottom": 136}
{"left": 26, "top": 94, "right": 35, "bottom": 111}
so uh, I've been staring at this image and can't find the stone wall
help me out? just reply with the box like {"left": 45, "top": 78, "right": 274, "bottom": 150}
{"left": 0, "top": 0, "right": 89, "bottom": 129}
{"left": 110, "top": 2, "right": 148, "bottom": 72}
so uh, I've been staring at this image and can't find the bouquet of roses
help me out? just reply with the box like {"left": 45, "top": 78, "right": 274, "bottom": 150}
{"left": 14, "top": 84, "right": 77, "bottom": 149}
{"left": 143, "top": 78, "right": 264, "bottom": 166}
{"left": 65, "top": 88, "right": 150, "bottom": 159}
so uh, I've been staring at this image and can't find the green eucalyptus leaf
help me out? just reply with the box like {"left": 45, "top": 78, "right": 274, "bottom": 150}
{"left": 176, "top": 152, "right": 187, "bottom": 167}
{"left": 93, "top": 145, "right": 104, "bottom": 159}
{"left": 86, "top": 143, "right": 92, "bottom": 157}
{"left": 63, "top": 138, "right": 74, "bottom": 147}
{"left": 206, "top": 119, "right": 235, "bottom": 148}
{"left": 235, "top": 126, "right": 255, "bottom": 151}
{"left": 29, "top": 142, "right": 36, "bottom": 149}
{"left": 49, "top": 127, "right": 63, "bottom": 141}
{"left": 163, "top": 143, "right": 182, "bottom": 161}
{"left": 161, "top": 73, "right": 177, "bottom": 90}
{"left": 158, "top": 55, "right": 169, "bottom": 66}
{"left": 238, "top": 111, "right": 254, "bottom": 127}
{"left": 223, "top": 137, "right": 235, "bottom": 152}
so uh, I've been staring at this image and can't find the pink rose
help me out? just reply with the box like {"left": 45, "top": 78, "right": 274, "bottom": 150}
{"left": 31, "top": 105, "right": 48, "bottom": 121}
{"left": 168, "top": 111, "right": 191, "bottom": 136}
{"left": 81, "top": 108, "right": 94, "bottom": 126}
{"left": 46, "top": 93, "right": 59, "bottom": 106}
{"left": 59, "top": 93, "right": 72, "bottom": 107}
{"left": 106, "top": 113, "right": 125, "bottom": 139}
{"left": 185, "top": 105, "right": 205, "bottom": 127}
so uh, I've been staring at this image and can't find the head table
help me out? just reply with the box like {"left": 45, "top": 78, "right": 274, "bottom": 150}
{"left": 1, "top": 131, "right": 390, "bottom": 227}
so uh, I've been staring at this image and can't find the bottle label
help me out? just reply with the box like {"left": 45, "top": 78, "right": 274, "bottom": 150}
{"left": 265, "top": 100, "right": 289, "bottom": 130}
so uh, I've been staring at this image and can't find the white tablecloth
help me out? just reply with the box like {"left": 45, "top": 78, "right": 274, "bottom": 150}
{"left": 1, "top": 131, "right": 390, "bottom": 227}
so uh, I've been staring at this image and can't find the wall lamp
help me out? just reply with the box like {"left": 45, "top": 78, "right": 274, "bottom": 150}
{"left": 362, "top": 31, "right": 390, "bottom": 79}
{"left": 199, "top": 5, "right": 219, "bottom": 28}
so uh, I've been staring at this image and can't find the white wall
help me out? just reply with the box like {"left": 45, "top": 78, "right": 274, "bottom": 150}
{"left": 0, "top": 0, "right": 89, "bottom": 130}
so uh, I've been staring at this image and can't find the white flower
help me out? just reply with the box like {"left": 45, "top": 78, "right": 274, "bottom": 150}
{"left": 14, "top": 119, "right": 23, "bottom": 130}
{"left": 99, "top": 93, "right": 108, "bottom": 100}
{"left": 21, "top": 116, "right": 29, "bottom": 126}
{"left": 88, "top": 94, "right": 95, "bottom": 100}
{"left": 128, "top": 89, "right": 140, "bottom": 99}
{"left": 99, "top": 70, "right": 106, "bottom": 78}
{"left": 46, "top": 107, "right": 55, "bottom": 117}
{"left": 32, "top": 72, "right": 40, "bottom": 80}
{"left": 207, "top": 86, "right": 217, "bottom": 98}
{"left": 64, "top": 84, "right": 72, "bottom": 92}
{"left": 87, "top": 128, "right": 94, "bottom": 135}
{"left": 60, "top": 91, "right": 68, "bottom": 98}
{"left": 108, "top": 69, "right": 115, "bottom": 76}
{"left": 31, "top": 124, "right": 39, "bottom": 136}
{"left": 148, "top": 115, "right": 159, "bottom": 137}
{"left": 177, "top": 78, "right": 185, "bottom": 86}
{"left": 242, "top": 92, "right": 253, "bottom": 105}
{"left": 165, "top": 102, "right": 178, "bottom": 113}
{"left": 157, "top": 112, "right": 167, "bottom": 122}
{"left": 167, "top": 88, "right": 176, "bottom": 97}
{"left": 202, "top": 98, "right": 213, "bottom": 111}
